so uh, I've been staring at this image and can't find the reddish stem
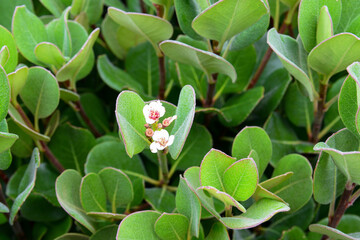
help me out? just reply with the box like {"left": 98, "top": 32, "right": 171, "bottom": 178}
{"left": 40, "top": 141, "right": 65, "bottom": 173}
{"left": 75, "top": 101, "right": 102, "bottom": 138}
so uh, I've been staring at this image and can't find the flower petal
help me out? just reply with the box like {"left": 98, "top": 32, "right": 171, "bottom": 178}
{"left": 159, "top": 105, "right": 165, "bottom": 117}
{"left": 150, "top": 142, "right": 158, "bottom": 153}
{"left": 159, "top": 129, "right": 169, "bottom": 140}
{"left": 167, "top": 135, "right": 174, "bottom": 147}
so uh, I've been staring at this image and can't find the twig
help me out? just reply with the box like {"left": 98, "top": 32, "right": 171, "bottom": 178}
{"left": 75, "top": 101, "right": 102, "bottom": 138}
{"left": 140, "top": 0, "right": 147, "bottom": 13}
{"left": 158, "top": 56, "right": 166, "bottom": 100}
{"left": 204, "top": 74, "right": 218, "bottom": 108}
{"left": 0, "top": 170, "right": 8, "bottom": 183}
{"left": 311, "top": 80, "right": 328, "bottom": 143}
{"left": 0, "top": 184, "right": 26, "bottom": 240}
{"left": 158, "top": 151, "right": 169, "bottom": 184}
{"left": 321, "top": 182, "right": 356, "bottom": 240}
{"left": 39, "top": 141, "right": 65, "bottom": 173}
{"left": 14, "top": 104, "right": 33, "bottom": 129}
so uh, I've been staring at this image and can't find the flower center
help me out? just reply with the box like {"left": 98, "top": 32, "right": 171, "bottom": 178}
{"left": 149, "top": 109, "right": 160, "bottom": 120}
{"left": 158, "top": 137, "right": 167, "bottom": 147}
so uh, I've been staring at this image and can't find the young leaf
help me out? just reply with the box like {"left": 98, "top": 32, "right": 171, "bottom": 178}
{"left": 99, "top": 167, "right": 134, "bottom": 210}
{"left": 308, "top": 33, "right": 360, "bottom": 77}
{"left": 80, "top": 173, "right": 107, "bottom": 213}
{"left": 34, "top": 42, "right": 67, "bottom": 70}
{"left": 0, "top": 66, "right": 9, "bottom": 121}
{"left": 115, "top": 91, "right": 149, "bottom": 158}
{"left": 56, "top": 170, "right": 97, "bottom": 233}
{"left": 309, "top": 224, "right": 358, "bottom": 240}
{"left": 223, "top": 158, "right": 259, "bottom": 202}
{"left": 108, "top": 7, "right": 173, "bottom": 56}
{"left": 40, "top": 0, "right": 69, "bottom": 17}
{"left": 192, "top": 0, "right": 268, "bottom": 49}
{"left": 232, "top": 126, "right": 272, "bottom": 178}
{"left": 7, "top": 66, "right": 29, "bottom": 106}
{"left": 169, "top": 85, "right": 196, "bottom": 159}
{"left": 280, "top": 226, "right": 307, "bottom": 240}
{"left": 154, "top": 213, "right": 189, "bottom": 240}
{"left": 56, "top": 233, "right": 90, "bottom": 240}
{"left": 116, "top": 211, "right": 161, "bottom": 240}
{"left": 9, "top": 148, "right": 40, "bottom": 224}
{"left": 19, "top": 67, "right": 60, "bottom": 120}
{"left": 316, "top": 6, "right": 334, "bottom": 44}
{"left": 200, "top": 149, "right": 236, "bottom": 191}
{"left": 145, "top": 188, "right": 175, "bottom": 213}
{"left": 0, "top": 120, "right": 16, "bottom": 170}
{"left": 267, "top": 28, "right": 314, "bottom": 101}
{"left": 0, "top": 46, "right": 9, "bottom": 67}
{"left": 205, "top": 222, "right": 230, "bottom": 240}
{"left": 12, "top": 5, "right": 47, "bottom": 65}
{"left": 160, "top": 40, "right": 237, "bottom": 83}
{"left": 0, "top": 202, "right": 9, "bottom": 213}
{"left": 0, "top": 25, "right": 18, "bottom": 73}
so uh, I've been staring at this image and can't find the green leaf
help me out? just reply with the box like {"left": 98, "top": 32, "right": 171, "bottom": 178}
{"left": 220, "top": 87, "right": 264, "bottom": 126}
{"left": 108, "top": 7, "right": 173, "bottom": 56}
{"left": 317, "top": 6, "right": 334, "bottom": 45}
{"left": 308, "top": 33, "right": 360, "bottom": 77}
{"left": 0, "top": 46, "right": 9, "bottom": 67}
{"left": 267, "top": 28, "right": 314, "bottom": 101}
{"left": 232, "top": 126, "right": 272, "bottom": 178}
{"left": 9, "top": 148, "right": 40, "bottom": 224}
{"left": 169, "top": 123, "right": 212, "bottom": 171}
{"left": 298, "top": 0, "right": 342, "bottom": 52}
{"left": 0, "top": 202, "right": 9, "bottom": 213}
{"left": 116, "top": 211, "right": 161, "bottom": 240}
{"left": 19, "top": 67, "right": 60, "bottom": 120}
{"left": 223, "top": 158, "right": 258, "bottom": 201}
{"left": 169, "top": 85, "right": 196, "bottom": 159}
{"left": 336, "top": 0, "right": 360, "bottom": 35}
{"left": 90, "top": 225, "right": 118, "bottom": 240}
{"left": 0, "top": 65, "right": 10, "bottom": 121}
{"left": 7, "top": 66, "right": 28, "bottom": 106}
{"left": 56, "top": 170, "right": 97, "bottom": 233}
{"left": 176, "top": 177, "right": 202, "bottom": 238}
{"left": 314, "top": 129, "right": 360, "bottom": 185}
{"left": 192, "top": 0, "right": 268, "bottom": 49}
{"left": 99, "top": 167, "right": 133, "bottom": 210}
{"left": 34, "top": 163, "right": 61, "bottom": 207}
{"left": 81, "top": 0, "right": 104, "bottom": 24}
{"left": 280, "top": 226, "right": 307, "bottom": 240}
{"left": 199, "top": 186, "right": 246, "bottom": 212}
{"left": 284, "top": 83, "right": 314, "bottom": 128}
{"left": 160, "top": 40, "right": 237, "bottom": 83}
{"left": 174, "top": 0, "right": 204, "bottom": 40}
{"left": 270, "top": 154, "right": 313, "bottom": 213}
{"left": 0, "top": 26, "right": 18, "bottom": 73}
{"left": 220, "top": 199, "right": 290, "bottom": 229}
{"left": 12, "top": 5, "right": 47, "bottom": 65}
{"left": 85, "top": 141, "right": 146, "bottom": 206}
{"left": 0, "top": 0, "right": 34, "bottom": 30}
{"left": 7, "top": 104, "right": 50, "bottom": 142}
{"left": 35, "top": 42, "right": 67, "bottom": 70}
{"left": 60, "top": 89, "right": 80, "bottom": 103}
{"left": 115, "top": 91, "right": 149, "bottom": 157}
{"left": 55, "top": 233, "right": 90, "bottom": 240}
{"left": 0, "top": 120, "right": 16, "bottom": 170}
{"left": 56, "top": 28, "right": 99, "bottom": 89}
{"left": 145, "top": 188, "right": 175, "bottom": 213}
{"left": 154, "top": 213, "right": 189, "bottom": 240}
{"left": 49, "top": 124, "right": 96, "bottom": 173}
{"left": 40, "top": 0, "right": 69, "bottom": 17}
{"left": 309, "top": 224, "right": 357, "bottom": 240}
{"left": 80, "top": 173, "right": 107, "bottom": 213}
{"left": 205, "top": 222, "right": 229, "bottom": 240}
{"left": 338, "top": 62, "right": 360, "bottom": 138}
{"left": 200, "top": 149, "right": 236, "bottom": 191}
{"left": 97, "top": 55, "right": 143, "bottom": 93}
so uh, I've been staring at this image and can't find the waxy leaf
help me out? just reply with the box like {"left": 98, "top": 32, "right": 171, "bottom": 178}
{"left": 280, "top": 227, "right": 307, "bottom": 240}
{"left": 87, "top": 212, "right": 126, "bottom": 221}
{"left": 199, "top": 186, "right": 246, "bottom": 212}
{"left": 313, "top": 129, "right": 349, "bottom": 204}
{"left": 338, "top": 62, "right": 360, "bottom": 138}
{"left": 317, "top": 6, "right": 333, "bottom": 44}
{"left": 99, "top": 167, "right": 133, "bottom": 210}
{"left": 40, "top": 0, "right": 69, "bottom": 17}
{"left": 206, "top": 222, "right": 230, "bottom": 240}
{"left": 108, "top": 7, "right": 173, "bottom": 56}
{"left": 115, "top": 91, "right": 148, "bottom": 157}
{"left": 223, "top": 158, "right": 258, "bottom": 201}
{"left": 221, "top": 199, "right": 290, "bottom": 229}
{"left": 12, "top": 6, "right": 47, "bottom": 65}
{"left": 270, "top": 154, "right": 313, "bottom": 213}
{"left": 0, "top": 130, "right": 18, "bottom": 154}
{"left": 200, "top": 149, "right": 236, "bottom": 191}
{"left": 145, "top": 188, "right": 175, "bottom": 213}
{"left": 298, "top": 0, "right": 342, "bottom": 52}
{"left": 0, "top": 202, "right": 9, "bottom": 213}
{"left": 267, "top": 28, "right": 314, "bottom": 101}
{"left": 232, "top": 126, "right": 272, "bottom": 178}
{"left": 116, "top": 211, "right": 161, "bottom": 240}
{"left": 0, "top": 1, "right": 34, "bottom": 30}
{"left": 10, "top": 148, "right": 40, "bottom": 224}
{"left": 0, "top": 120, "right": 16, "bottom": 170}
{"left": 314, "top": 133, "right": 360, "bottom": 185}
{"left": 56, "top": 28, "right": 99, "bottom": 89}
{"left": 35, "top": 42, "right": 67, "bottom": 70}
{"left": 90, "top": 225, "right": 118, "bottom": 240}
{"left": 161, "top": 40, "right": 236, "bottom": 83}
{"left": 169, "top": 85, "right": 196, "bottom": 159}
{"left": 309, "top": 224, "right": 358, "bottom": 240}
{"left": 176, "top": 177, "right": 202, "bottom": 238}
{"left": 0, "top": 25, "right": 17, "bottom": 73}
{"left": 308, "top": 33, "right": 360, "bottom": 77}
{"left": 7, "top": 66, "right": 28, "bottom": 106}
{"left": 0, "top": 46, "right": 9, "bottom": 67}
{"left": 80, "top": 173, "right": 107, "bottom": 213}
{"left": 60, "top": 88, "right": 80, "bottom": 103}
{"left": 154, "top": 213, "right": 189, "bottom": 240}
{"left": 192, "top": 0, "right": 268, "bottom": 49}
{"left": 0, "top": 66, "right": 9, "bottom": 121}
{"left": 56, "top": 170, "right": 97, "bottom": 233}
{"left": 19, "top": 67, "right": 60, "bottom": 119}
{"left": 56, "top": 233, "right": 90, "bottom": 240}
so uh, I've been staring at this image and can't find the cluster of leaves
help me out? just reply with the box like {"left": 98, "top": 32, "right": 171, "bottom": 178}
{"left": 0, "top": 0, "right": 360, "bottom": 239}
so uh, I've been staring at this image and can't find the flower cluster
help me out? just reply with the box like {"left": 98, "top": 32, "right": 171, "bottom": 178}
{"left": 143, "top": 101, "right": 177, "bottom": 153}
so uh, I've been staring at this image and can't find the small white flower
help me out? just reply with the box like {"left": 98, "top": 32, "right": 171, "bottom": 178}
{"left": 150, "top": 129, "right": 175, "bottom": 153}
{"left": 143, "top": 100, "right": 165, "bottom": 124}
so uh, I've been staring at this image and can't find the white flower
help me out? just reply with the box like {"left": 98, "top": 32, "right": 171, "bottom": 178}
{"left": 143, "top": 100, "right": 165, "bottom": 124}
{"left": 150, "top": 129, "right": 174, "bottom": 153}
